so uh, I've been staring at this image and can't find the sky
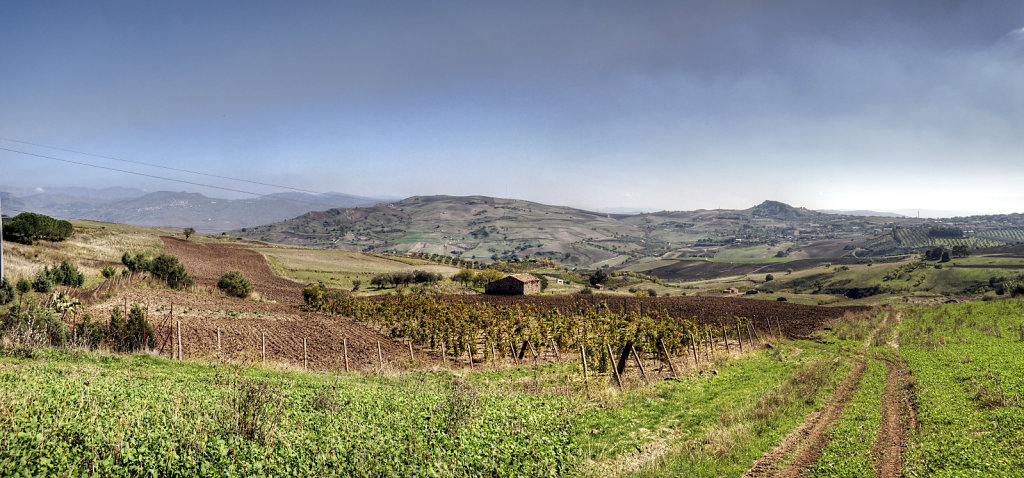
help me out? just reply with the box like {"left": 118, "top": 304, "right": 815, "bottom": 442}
{"left": 2, "top": 1, "right": 1024, "bottom": 216}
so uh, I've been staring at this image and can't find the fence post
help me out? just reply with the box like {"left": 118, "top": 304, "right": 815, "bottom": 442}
{"left": 580, "top": 345, "right": 588, "bottom": 386}
{"left": 722, "top": 324, "right": 730, "bottom": 353}
{"left": 261, "top": 332, "right": 266, "bottom": 364}
{"left": 377, "top": 341, "right": 384, "bottom": 372}
{"left": 509, "top": 341, "right": 519, "bottom": 365}
{"left": 689, "top": 332, "right": 698, "bottom": 365}
{"left": 467, "top": 346, "right": 474, "bottom": 369}
{"left": 409, "top": 340, "right": 415, "bottom": 365}
{"left": 343, "top": 338, "right": 349, "bottom": 372}
{"left": 303, "top": 338, "right": 308, "bottom": 370}
{"left": 177, "top": 320, "right": 183, "bottom": 361}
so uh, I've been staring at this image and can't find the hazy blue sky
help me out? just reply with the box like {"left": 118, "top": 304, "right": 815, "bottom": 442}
{"left": 2, "top": 1, "right": 1023, "bottom": 215}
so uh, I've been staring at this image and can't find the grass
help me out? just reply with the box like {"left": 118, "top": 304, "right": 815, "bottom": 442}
{"left": 899, "top": 299, "right": 1024, "bottom": 476}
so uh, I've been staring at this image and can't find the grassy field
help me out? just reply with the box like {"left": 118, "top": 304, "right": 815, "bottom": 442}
{"left": 253, "top": 245, "right": 460, "bottom": 292}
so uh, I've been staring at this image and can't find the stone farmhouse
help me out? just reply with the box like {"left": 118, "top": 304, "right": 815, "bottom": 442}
{"left": 484, "top": 273, "right": 541, "bottom": 295}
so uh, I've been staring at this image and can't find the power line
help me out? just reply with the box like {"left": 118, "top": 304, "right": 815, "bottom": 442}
{"left": 0, "top": 147, "right": 353, "bottom": 211}
{"left": 0, "top": 136, "right": 323, "bottom": 195}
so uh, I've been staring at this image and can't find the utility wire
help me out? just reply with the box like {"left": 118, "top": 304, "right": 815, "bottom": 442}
{"left": 0, "top": 147, "right": 355, "bottom": 212}
{"left": 0, "top": 136, "right": 323, "bottom": 195}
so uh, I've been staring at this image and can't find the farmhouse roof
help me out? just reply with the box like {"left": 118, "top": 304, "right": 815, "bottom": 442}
{"left": 507, "top": 273, "right": 540, "bottom": 283}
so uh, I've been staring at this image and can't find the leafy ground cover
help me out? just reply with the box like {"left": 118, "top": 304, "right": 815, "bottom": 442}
{"left": 899, "top": 299, "right": 1024, "bottom": 476}
{"left": 0, "top": 350, "right": 578, "bottom": 476}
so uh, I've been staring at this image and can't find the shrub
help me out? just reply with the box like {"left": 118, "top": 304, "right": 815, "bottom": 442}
{"left": 31, "top": 270, "right": 53, "bottom": 293}
{"left": 218, "top": 271, "right": 253, "bottom": 298}
{"left": 107, "top": 304, "right": 155, "bottom": 352}
{"left": 75, "top": 313, "right": 108, "bottom": 348}
{"left": 101, "top": 265, "right": 116, "bottom": 279}
{"left": 0, "top": 303, "right": 68, "bottom": 348}
{"left": 0, "top": 278, "right": 12, "bottom": 306}
{"left": 122, "top": 252, "right": 194, "bottom": 289}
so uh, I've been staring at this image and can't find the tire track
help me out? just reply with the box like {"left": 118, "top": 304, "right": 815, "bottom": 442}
{"left": 743, "top": 359, "right": 866, "bottom": 478}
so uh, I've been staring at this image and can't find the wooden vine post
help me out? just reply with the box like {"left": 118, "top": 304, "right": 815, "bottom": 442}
{"left": 735, "top": 319, "right": 744, "bottom": 353}
{"left": 580, "top": 345, "right": 588, "bottom": 386}
{"left": 689, "top": 332, "right": 699, "bottom": 365}
{"left": 216, "top": 327, "right": 222, "bottom": 360}
{"left": 722, "top": 324, "right": 730, "bottom": 353}
{"left": 467, "top": 346, "right": 474, "bottom": 369}
{"left": 303, "top": 338, "right": 308, "bottom": 370}
{"left": 408, "top": 340, "right": 415, "bottom": 364}
{"left": 606, "top": 343, "right": 623, "bottom": 389}
{"left": 261, "top": 332, "right": 266, "bottom": 364}
{"left": 658, "top": 339, "right": 677, "bottom": 377}
{"left": 509, "top": 341, "right": 519, "bottom": 365}
{"left": 631, "top": 345, "right": 649, "bottom": 385}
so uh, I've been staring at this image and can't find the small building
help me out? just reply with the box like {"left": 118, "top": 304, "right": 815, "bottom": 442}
{"left": 485, "top": 273, "right": 541, "bottom": 295}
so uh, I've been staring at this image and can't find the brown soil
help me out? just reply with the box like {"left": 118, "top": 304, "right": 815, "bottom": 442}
{"left": 743, "top": 359, "right": 867, "bottom": 478}
{"left": 71, "top": 237, "right": 440, "bottom": 371}
{"left": 162, "top": 237, "right": 304, "bottom": 304}
{"left": 872, "top": 360, "right": 918, "bottom": 477}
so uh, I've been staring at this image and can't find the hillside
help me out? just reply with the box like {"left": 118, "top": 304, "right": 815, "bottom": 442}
{"left": 2, "top": 189, "right": 383, "bottom": 232}
{"left": 235, "top": 196, "right": 1024, "bottom": 269}
{"left": 233, "top": 197, "right": 913, "bottom": 267}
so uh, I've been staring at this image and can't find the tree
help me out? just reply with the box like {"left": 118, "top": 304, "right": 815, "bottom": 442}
{"left": 952, "top": 245, "right": 971, "bottom": 258}
{"left": 183, "top": 227, "right": 196, "bottom": 240}
{"left": 218, "top": 271, "right": 253, "bottom": 298}
{"left": 351, "top": 279, "right": 362, "bottom": 292}
{"left": 2, "top": 212, "right": 73, "bottom": 244}
{"left": 0, "top": 278, "right": 12, "bottom": 306}
{"left": 589, "top": 269, "right": 608, "bottom": 287}
{"left": 940, "top": 251, "right": 951, "bottom": 263}
{"left": 453, "top": 269, "right": 476, "bottom": 287}
{"left": 473, "top": 269, "right": 505, "bottom": 287}
{"left": 765, "top": 273, "right": 775, "bottom": 282}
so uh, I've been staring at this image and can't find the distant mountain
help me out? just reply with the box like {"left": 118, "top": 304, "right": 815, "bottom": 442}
{"left": 2, "top": 189, "right": 385, "bottom": 232}
{"left": 818, "top": 209, "right": 906, "bottom": 218}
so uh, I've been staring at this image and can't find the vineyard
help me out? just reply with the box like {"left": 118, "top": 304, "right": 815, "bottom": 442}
{"left": 974, "top": 228, "right": 1024, "bottom": 244}
{"left": 893, "top": 228, "right": 1001, "bottom": 250}
{"left": 303, "top": 288, "right": 867, "bottom": 373}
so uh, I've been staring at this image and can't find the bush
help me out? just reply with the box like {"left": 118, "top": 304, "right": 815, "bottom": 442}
{"left": 0, "top": 278, "right": 12, "bottom": 306}
{"left": 107, "top": 304, "right": 155, "bottom": 352}
{"left": 0, "top": 303, "right": 68, "bottom": 348}
{"left": 31, "top": 271, "right": 53, "bottom": 293}
{"left": 101, "top": 265, "right": 117, "bottom": 279}
{"left": 75, "top": 313, "right": 108, "bottom": 348}
{"left": 1, "top": 212, "right": 73, "bottom": 244}
{"left": 218, "top": 271, "right": 253, "bottom": 298}
{"left": 122, "top": 252, "right": 194, "bottom": 289}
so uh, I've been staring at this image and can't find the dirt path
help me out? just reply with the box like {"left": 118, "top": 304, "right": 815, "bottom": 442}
{"left": 743, "top": 359, "right": 866, "bottom": 478}
{"left": 872, "top": 311, "right": 917, "bottom": 477}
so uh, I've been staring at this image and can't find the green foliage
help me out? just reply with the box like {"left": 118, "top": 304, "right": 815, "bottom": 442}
{"left": 74, "top": 313, "right": 107, "bottom": 348}
{"left": 472, "top": 269, "right": 504, "bottom": 287}
{"left": 1, "top": 212, "right": 73, "bottom": 244}
{"left": 369, "top": 270, "right": 443, "bottom": 289}
{"left": 106, "top": 304, "right": 156, "bottom": 352}
{"left": 0, "top": 278, "right": 12, "bottom": 306}
{"left": 15, "top": 278, "right": 30, "bottom": 295}
{"left": 183, "top": 227, "right": 196, "bottom": 240}
{"left": 122, "top": 252, "right": 194, "bottom": 289}
{"left": 0, "top": 302, "right": 68, "bottom": 348}
{"left": 900, "top": 300, "right": 1024, "bottom": 475}
{"left": 453, "top": 269, "right": 476, "bottom": 287}
{"left": 0, "top": 351, "right": 578, "bottom": 476}
{"left": 588, "top": 269, "right": 608, "bottom": 287}
{"left": 765, "top": 273, "right": 774, "bottom": 282}
{"left": 31, "top": 270, "right": 53, "bottom": 293}
{"left": 218, "top": 271, "right": 253, "bottom": 298}
{"left": 101, "top": 265, "right": 117, "bottom": 279}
